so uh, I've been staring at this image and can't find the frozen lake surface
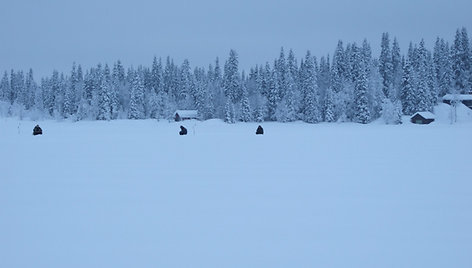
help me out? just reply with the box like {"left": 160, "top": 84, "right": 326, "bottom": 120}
{"left": 1, "top": 116, "right": 471, "bottom": 268}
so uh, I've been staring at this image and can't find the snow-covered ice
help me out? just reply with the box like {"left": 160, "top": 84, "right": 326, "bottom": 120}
{"left": 1, "top": 108, "right": 472, "bottom": 268}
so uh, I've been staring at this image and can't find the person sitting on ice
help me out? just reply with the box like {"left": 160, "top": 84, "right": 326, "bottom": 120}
{"left": 256, "top": 125, "right": 264, "bottom": 135}
{"left": 179, "top": 125, "right": 188, "bottom": 135}
{"left": 33, "top": 125, "right": 42, "bottom": 135}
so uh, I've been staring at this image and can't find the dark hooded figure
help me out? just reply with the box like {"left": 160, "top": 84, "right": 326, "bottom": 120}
{"left": 33, "top": 125, "right": 42, "bottom": 135}
{"left": 179, "top": 125, "right": 188, "bottom": 135}
{"left": 256, "top": 125, "right": 264, "bottom": 135}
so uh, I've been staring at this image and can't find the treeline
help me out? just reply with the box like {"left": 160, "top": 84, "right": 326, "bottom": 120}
{"left": 0, "top": 28, "right": 471, "bottom": 123}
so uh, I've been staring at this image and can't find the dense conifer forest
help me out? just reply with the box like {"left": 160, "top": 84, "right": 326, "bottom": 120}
{"left": 1, "top": 28, "right": 471, "bottom": 123}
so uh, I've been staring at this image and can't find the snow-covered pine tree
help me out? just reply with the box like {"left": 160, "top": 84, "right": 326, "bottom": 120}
{"left": 151, "top": 57, "right": 163, "bottom": 94}
{"left": 41, "top": 77, "right": 53, "bottom": 116}
{"left": 128, "top": 72, "right": 145, "bottom": 119}
{"left": 426, "top": 49, "right": 439, "bottom": 108}
{"left": 224, "top": 98, "right": 235, "bottom": 123}
{"left": 223, "top": 50, "right": 240, "bottom": 122}
{"left": 433, "top": 38, "right": 453, "bottom": 96}
{"left": 331, "top": 41, "right": 349, "bottom": 121}
{"left": 300, "top": 51, "right": 320, "bottom": 123}
{"left": 46, "top": 70, "right": 60, "bottom": 116}
{"left": 266, "top": 67, "right": 279, "bottom": 121}
{"left": 107, "top": 64, "right": 120, "bottom": 119}
{"left": 97, "top": 65, "right": 112, "bottom": 120}
{"left": 11, "top": 70, "right": 25, "bottom": 107}
{"left": 379, "top": 32, "right": 393, "bottom": 98}
{"left": 415, "top": 40, "right": 432, "bottom": 112}
{"left": 391, "top": 37, "right": 403, "bottom": 100}
{"left": 401, "top": 58, "right": 416, "bottom": 115}
{"left": 381, "top": 98, "right": 402, "bottom": 124}
{"left": 32, "top": 75, "right": 44, "bottom": 116}
{"left": 0, "top": 71, "right": 9, "bottom": 102}
{"left": 276, "top": 66, "right": 298, "bottom": 122}
{"left": 461, "top": 28, "right": 471, "bottom": 92}
{"left": 240, "top": 72, "right": 252, "bottom": 122}
{"left": 179, "top": 59, "right": 193, "bottom": 108}
{"left": 64, "top": 63, "right": 78, "bottom": 117}
{"left": 352, "top": 44, "right": 371, "bottom": 124}
{"left": 452, "top": 28, "right": 471, "bottom": 93}
{"left": 193, "top": 67, "right": 207, "bottom": 119}
{"left": 223, "top": 49, "right": 241, "bottom": 103}
{"left": 209, "top": 58, "right": 225, "bottom": 119}
{"left": 323, "top": 85, "right": 335, "bottom": 122}
{"left": 24, "top": 69, "right": 36, "bottom": 110}
{"left": 276, "top": 47, "right": 287, "bottom": 101}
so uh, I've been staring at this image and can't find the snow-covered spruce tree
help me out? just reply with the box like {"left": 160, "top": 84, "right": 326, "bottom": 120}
{"left": 379, "top": 32, "right": 393, "bottom": 98}
{"left": 352, "top": 44, "right": 371, "bottom": 124}
{"left": 64, "top": 63, "right": 78, "bottom": 117}
{"left": 224, "top": 50, "right": 241, "bottom": 103}
{"left": 224, "top": 98, "right": 235, "bottom": 123}
{"left": 433, "top": 38, "right": 453, "bottom": 97}
{"left": 147, "top": 57, "right": 163, "bottom": 119}
{"left": 381, "top": 98, "right": 402, "bottom": 124}
{"left": 24, "top": 69, "right": 36, "bottom": 110}
{"left": 401, "top": 58, "right": 416, "bottom": 115}
{"left": 300, "top": 51, "right": 321, "bottom": 123}
{"left": 361, "top": 39, "right": 383, "bottom": 120}
{"left": 276, "top": 47, "right": 287, "bottom": 101}
{"left": 193, "top": 67, "right": 208, "bottom": 119}
{"left": 323, "top": 85, "right": 335, "bottom": 122}
{"left": 240, "top": 74, "right": 252, "bottom": 122}
{"left": 163, "top": 57, "right": 176, "bottom": 100}
{"left": 426, "top": 49, "right": 439, "bottom": 108}
{"left": 266, "top": 66, "right": 280, "bottom": 121}
{"left": 391, "top": 37, "right": 403, "bottom": 100}
{"left": 317, "top": 56, "right": 331, "bottom": 121}
{"left": 452, "top": 28, "right": 471, "bottom": 93}
{"left": 10, "top": 70, "right": 24, "bottom": 106}
{"left": 223, "top": 49, "right": 240, "bottom": 123}
{"left": 0, "top": 71, "right": 9, "bottom": 102}
{"left": 277, "top": 68, "right": 298, "bottom": 122}
{"left": 108, "top": 69, "right": 119, "bottom": 120}
{"left": 415, "top": 40, "right": 433, "bottom": 112}
{"left": 128, "top": 72, "right": 145, "bottom": 119}
{"left": 41, "top": 78, "right": 53, "bottom": 116}
{"left": 179, "top": 59, "right": 193, "bottom": 108}
{"left": 209, "top": 58, "right": 225, "bottom": 119}
{"left": 97, "top": 65, "right": 112, "bottom": 120}
{"left": 151, "top": 56, "right": 163, "bottom": 95}
{"left": 331, "top": 40, "right": 348, "bottom": 121}
{"left": 45, "top": 71, "right": 60, "bottom": 116}
{"left": 31, "top": 76, "right": 44, "bottom": 117}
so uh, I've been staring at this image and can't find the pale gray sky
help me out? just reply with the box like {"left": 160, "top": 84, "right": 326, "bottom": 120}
{"left": 1, "top": 0, "right": 471, "bottom": 78}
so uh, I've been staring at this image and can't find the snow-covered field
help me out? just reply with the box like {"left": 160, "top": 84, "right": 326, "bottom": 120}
{"left": 1, "top": 105, "right": 472, "bottom": 268}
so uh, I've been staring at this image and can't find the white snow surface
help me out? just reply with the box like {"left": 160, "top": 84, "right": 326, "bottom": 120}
{"left": 1, "top": 109, "right": 472, "bottom": 268}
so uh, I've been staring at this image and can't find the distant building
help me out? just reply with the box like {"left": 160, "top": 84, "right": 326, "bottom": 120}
{"left": 411, "top": 112, "right": 435, "bottom": 124}
{"left": 174, "top": 110, "right": 198, "bottom": 121}
{"left": 442, "top": 94, "right": 472, "bottom": 109}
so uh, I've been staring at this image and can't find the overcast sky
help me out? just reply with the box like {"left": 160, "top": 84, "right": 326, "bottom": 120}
{"left": 1, "top": 0, "right": 471, "bottom": 79}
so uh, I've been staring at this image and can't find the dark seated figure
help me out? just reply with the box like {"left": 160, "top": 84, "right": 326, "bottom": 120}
{"left": 179, "top": 125, "right": 187, "bottom": 135}
{"left": 33, "top": 125, "right": 42, "bottom": 135}
{"left": 256, "top": 125, "right": 263, "bottom": 135}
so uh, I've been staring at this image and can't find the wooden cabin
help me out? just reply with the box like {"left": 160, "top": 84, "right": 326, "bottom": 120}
{"left": 174, "top": 110, "right": 198, "bottom": 121}
{"left": 411, "top": 112, "right": 435, "bottom": 124}
{"left": 442, "top": 94, "right": 472, "bottom": 109}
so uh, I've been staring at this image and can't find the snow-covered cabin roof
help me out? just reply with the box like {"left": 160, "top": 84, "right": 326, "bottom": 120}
{"left": 442, "top": 94, "right": 472, "bottom": 101}
{"left": 412, "top": 111, "right": 435, "bottom": 119}
{"left": 174, "top": 110, "right": 198, "bottom": 118}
